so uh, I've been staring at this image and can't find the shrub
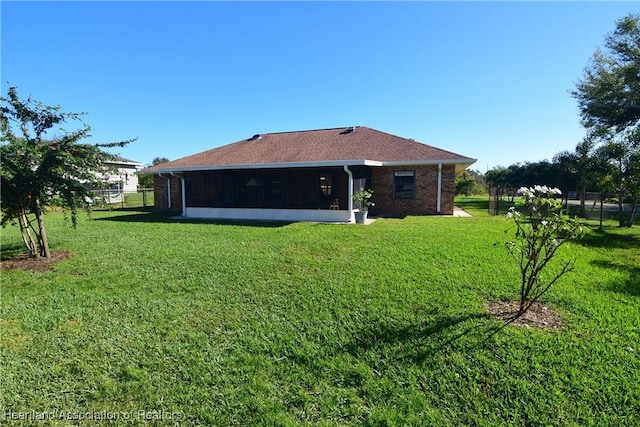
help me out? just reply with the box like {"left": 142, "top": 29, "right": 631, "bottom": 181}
{"left": 505, "top": 185, "right": 583, "bottom": 317}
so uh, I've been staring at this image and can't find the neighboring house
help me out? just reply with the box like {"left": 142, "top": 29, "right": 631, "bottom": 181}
{"left": 142, "top": 126, "right": 476, "bottom": 222}
{"left": 91, "top": 156, "right": 143, "bottom": 203}
{"left": 105, "top": 156, "right": 143, "bottom": 193}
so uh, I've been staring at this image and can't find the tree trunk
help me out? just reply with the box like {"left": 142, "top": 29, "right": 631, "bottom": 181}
{"left": 19, "top": 210, "right": 39, "bottom": 258}
{"left": 616, "top": 159, "right": 624, "bottom": 228}
{"left": 599, "top": 194, "right": 604, "bottom": 230}
{"left": 579, "top": 187, "right": 586, "bottom": 218}
{"left": 618, "top": 193, "right": 625, "bottom": 228}
{"left": 34, "top": 197, "right": 51, "bottom": 258}
{"left": 627, "top": 197, "right": 638, "bottom": 227}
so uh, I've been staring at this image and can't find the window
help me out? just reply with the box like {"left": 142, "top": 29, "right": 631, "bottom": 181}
{"left": 394, "top": 170, "right": 415, "bottom": 199}
{"left": 319, "top": 173, "right": 333, "bottom": 196}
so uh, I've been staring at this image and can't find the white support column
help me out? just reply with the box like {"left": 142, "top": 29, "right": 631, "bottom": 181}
{"left": 437, "top": 162, "right": 442, "bottom": 213}
{"left": 343, "top": 165, "right": 354, "bottom": 222}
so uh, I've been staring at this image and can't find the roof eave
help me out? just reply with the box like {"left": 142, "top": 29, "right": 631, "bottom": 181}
{"left": 147, "top": 159, "right": 384, "bottom": 173}
{"left": 383, "top": 158, "right": 477, "bottom": 173}
{"left": 381, "top": 158, "right": 476, "bottom": 167}
{"left": 106, "top": 161, "right": 143, "bottom": 168}
{"left": 146, "top": 158, "right": 476, "bottom": 174}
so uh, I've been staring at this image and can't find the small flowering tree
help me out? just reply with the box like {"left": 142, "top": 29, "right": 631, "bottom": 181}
{"left": 1, "top": 87, "right": 132, "bottom": 258}
{"left": 505, "top": 185, "right": 583, "bottom": 318}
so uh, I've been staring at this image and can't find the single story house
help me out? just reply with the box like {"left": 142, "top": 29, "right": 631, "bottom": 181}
{"left": 142, "top": 126, "right": 476, "bottom": 222}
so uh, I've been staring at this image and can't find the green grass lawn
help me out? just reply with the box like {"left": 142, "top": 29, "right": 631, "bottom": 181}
{"left": 1, "top": 199, "right": 638, "bottom": 425}
{"left": 123, "top": 191, "right": 154, "bottom": 209}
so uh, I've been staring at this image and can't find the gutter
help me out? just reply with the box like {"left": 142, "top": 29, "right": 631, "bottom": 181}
{"left": 343, "top": 165, "right": 355, "bottom": 223}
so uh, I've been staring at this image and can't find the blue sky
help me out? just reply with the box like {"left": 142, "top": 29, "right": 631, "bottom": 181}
{"left": 2, "top": 1, "right": 638, "bottom": 171}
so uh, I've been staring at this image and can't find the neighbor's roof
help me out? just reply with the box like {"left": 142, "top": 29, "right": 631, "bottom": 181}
{"left": 143, "top": 126, "right": 476, "bottom": 173}
{"left": 106, "top": 156, "right": 143, "bottom": 167}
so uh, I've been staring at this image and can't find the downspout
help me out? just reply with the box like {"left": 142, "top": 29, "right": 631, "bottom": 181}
{"left": 343, "top": 165, "right": 354, "bottom": 223}
{"left": 437, "top": 162, "right": 442, "bottom": 214}
{"left": 170, "top": 172, "right": 186, "bottom": 217}
{"left": 159, "top": 173, "right": 171, "bottom": 209}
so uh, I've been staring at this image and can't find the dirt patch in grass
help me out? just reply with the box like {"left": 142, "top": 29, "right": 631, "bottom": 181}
{"left": 0, "top": 250, "right": 74, "bottom": 272}
{"left": 487, "top": 300, "right": 562, "bottom": 330}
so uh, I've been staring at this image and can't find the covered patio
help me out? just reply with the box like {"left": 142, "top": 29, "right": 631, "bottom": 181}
{"left": 173, "top": 163, "right": 373, "bottom": 223}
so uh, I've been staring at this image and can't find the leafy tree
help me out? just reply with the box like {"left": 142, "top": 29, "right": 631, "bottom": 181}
{"left": 625, "top": 149, "right": 640, "bottom": 224}
{"left": 599, "top": 140, "right": 628, "bottom": 223}
{"left": 552, "top": 150, "right": 579, "bottom": 203}
{"left": 455, "top": 169, "right": 486, "bottom": 196}
{"left": 138, "top": 157, "right": 169, "bottom": 189}
{"left": 573, "top": 14, "right": 640, "bottom": 226}
{"left": 573, "top": 14, "right": 640, "bottom": 139}
{"left": 455, "top": 171, "right": 475, "bottom": 196}
{"left": 485, "top": 166, "right": 508, "bottom": 190}
{"left": 591, "top": 145, "right": 617, "bottom": 229}
{"left": 575, "top": 138, "right": 600, "bottom": 216}
{"left": 1, "top": 87, "right": 132, "bottom": 258}
{"left": 486, "top": 162, "right": 567, "bottom": 201}
{"left": 554, "top": 138, "right": 598, "bottom": 217}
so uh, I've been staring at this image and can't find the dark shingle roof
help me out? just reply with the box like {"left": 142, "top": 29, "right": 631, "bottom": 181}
{"left": 144, "top": 126, "right": 475, "bottom": 173}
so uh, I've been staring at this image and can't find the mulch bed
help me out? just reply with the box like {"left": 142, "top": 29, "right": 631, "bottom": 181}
{"left": 0, "top": 250, "right": 75, "bottom": 272}
{"left": 486, "top": 300, "right": 562, "bottom": 330}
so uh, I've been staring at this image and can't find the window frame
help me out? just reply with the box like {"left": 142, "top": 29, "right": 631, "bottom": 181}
{"left": 393, "top": 170, "right": 415, "bottom": 200}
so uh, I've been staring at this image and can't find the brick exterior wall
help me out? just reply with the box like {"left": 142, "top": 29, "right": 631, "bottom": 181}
{"left": 154, "top": 175, "right": 183, "bottom": 210}
{"left": 370, "top": 165, "right": 456, "bottom": 216}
